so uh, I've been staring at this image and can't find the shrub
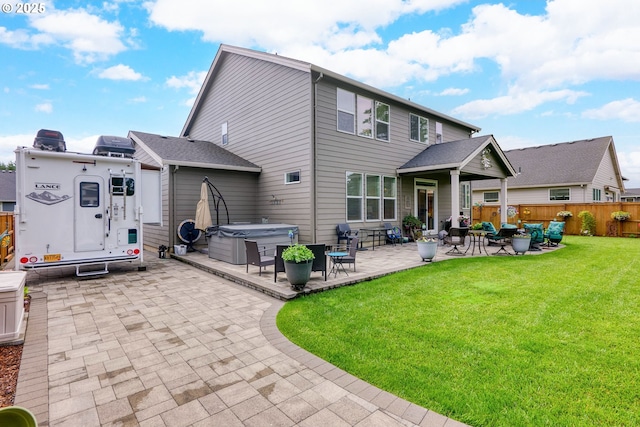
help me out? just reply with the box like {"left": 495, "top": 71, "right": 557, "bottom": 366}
{"left": 578, "top": 210, "right": 596, "bottom": 236}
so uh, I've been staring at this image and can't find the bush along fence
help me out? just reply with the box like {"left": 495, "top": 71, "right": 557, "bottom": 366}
{"left": 472, "top": 202, "right": 640, "bottom": 237}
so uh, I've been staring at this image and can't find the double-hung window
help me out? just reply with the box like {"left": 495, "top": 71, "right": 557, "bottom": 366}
{"left": 410, "top": 114, "right": 429, "bottom": 143}
{"left": 375, "top": 102, "right": 390, "bottom": 141}
{"left": 366, "top": 175, "right": 381, "bottom": 221}
{"left": 383, "top": 176, "right": 396, "bottom": 220}
{"left": 337, "top": 89, "right": 355, "bottom": 134}
{"left": 346, "top": 172, "right": 363, "bottom": 221}
{"left": 357, "top": 95, "right": 373, "bottom": 138}
{"left": 461, "top": 183, "right": 470, "bottom": 209}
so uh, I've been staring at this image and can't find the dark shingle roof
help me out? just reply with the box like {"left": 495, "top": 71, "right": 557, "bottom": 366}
{"left": 130, "top": 131, "right": 260, "bottom": 171}
{"left": 399, "top": 135, "right": 495, "bottom": 170}
{"left": 0, "top": 170, "right": 16, "bottom": 202}
{"left": 473, "top": 136, "right": 614, "bottom": 189}
{"left": 622, "top": 187, "right": 640, "bottom": 197}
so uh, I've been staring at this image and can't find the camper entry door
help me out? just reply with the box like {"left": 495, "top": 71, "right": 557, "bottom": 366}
{"left": 74, "top": 176, "right": 106, "bottom": 251}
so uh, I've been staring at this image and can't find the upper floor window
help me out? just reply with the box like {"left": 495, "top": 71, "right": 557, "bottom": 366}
{"left": 410, "top": 114, "right": 429, "bottom": 143}
{"left": 549, "top": 188, "right": 570, "bottom": 201}
{"left": 357, "top": 95, "right": 373, "bottom": 138}
{"left": 435, "top": 121, "right": 443, "bottom": 144}
{"left": 375, "top": 101, "right": 390, "bottom": 141}
{"left": 337, "top": 88, "right": 355, "bottom": 134}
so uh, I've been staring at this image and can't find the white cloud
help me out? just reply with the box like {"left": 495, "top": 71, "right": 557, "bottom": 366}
{"left": 166, "top": 71, "right": 207, "bottom": 95}
{"left": 582, "top": 98, "right": 640, "bottom": 123}
{"left": 129, "top": 96, "right": 147, "bottom": 103}
{"left": 30, "top": 84, "right": 50, "bottom": 90}
{"left": 452, "top": 88, "right": 588, "bottom": 119}
{"left": 29, "top": 9, "right": 128, "bottom": 63}
{"left": 35, "top": 102, "right": 53, "bottom": 113}
{"left": 438, "top": 87, "right": 469, "bottom": 96}
{"left": 0, "top": 134, "right": 34, "bottom": 164}
{"left": 98, "top": 64, "right": 146, "bottom": 81}
{"left": 618, "top": 150, "right": 640, "bottom": 190}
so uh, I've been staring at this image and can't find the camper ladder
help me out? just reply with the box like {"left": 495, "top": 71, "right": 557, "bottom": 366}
{"left": 108, "top": 169, "right": 127, "bottom": 222}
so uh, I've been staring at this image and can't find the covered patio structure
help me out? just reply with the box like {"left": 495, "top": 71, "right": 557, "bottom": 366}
{"left": 396, "top": 135, "right": 517, "bottom": 232}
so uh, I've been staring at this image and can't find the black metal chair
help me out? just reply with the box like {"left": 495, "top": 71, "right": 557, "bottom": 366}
{"left": 444, "top": 227, "right": 468, "bottom": 255}
{"left": 336, "top": 223, "right": 358, "bottom": 245}
{"left": 244, "top": 240, "right": 274, "bottom": 276}
{"left": 384, "top": 223, "right": 403, "bottom": 246}
{"left": 341, "top": 237, "right": 359, "bottom": 272}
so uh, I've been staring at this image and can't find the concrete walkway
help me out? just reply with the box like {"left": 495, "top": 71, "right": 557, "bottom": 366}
{"left": 14, "top": 241, "right": 556, "bottom": 425}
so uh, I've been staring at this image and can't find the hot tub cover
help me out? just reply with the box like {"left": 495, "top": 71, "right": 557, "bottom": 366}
{"left": 210, "top": 223, "right": 298, "bottom": 239}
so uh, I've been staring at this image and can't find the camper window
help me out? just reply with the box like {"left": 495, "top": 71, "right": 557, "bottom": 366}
{"left": 80, "top": 182, "right": 100, "bottom": 207}
{"left": 111, "top": 177, "right": 135, "bottom": 196}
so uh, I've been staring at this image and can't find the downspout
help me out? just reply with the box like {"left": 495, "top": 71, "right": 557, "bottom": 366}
{"left": 312, "top": 72, "right": 324, "bottom": 243}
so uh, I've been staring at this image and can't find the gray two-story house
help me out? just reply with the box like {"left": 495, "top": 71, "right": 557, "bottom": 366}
{"left": 132, "top": 44, "right": 515, "bottom": 250}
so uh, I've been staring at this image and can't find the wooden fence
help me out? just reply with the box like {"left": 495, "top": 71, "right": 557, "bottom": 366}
{"left": 473, "top": 202, "right": 640, "bottom": 237}
{"left": 0, "top": 212, "right": 15, "bottom": 269}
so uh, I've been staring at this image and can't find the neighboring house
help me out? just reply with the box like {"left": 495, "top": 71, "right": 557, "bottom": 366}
{"left": 0, "top": 170, "right": 16, "bottom": 212}
{"left": 472, "top": 137, "right": 626, "bottom": 206}
{"left": 132, "top": 44, "right": 515, "bottom": 250}
{"left": 621, "top": 188, "right": 640, "bottom": 202}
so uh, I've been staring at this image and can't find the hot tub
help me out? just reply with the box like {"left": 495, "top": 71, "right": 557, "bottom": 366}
{"left": 207, "top": 223, "right": 298, "bottom": 265}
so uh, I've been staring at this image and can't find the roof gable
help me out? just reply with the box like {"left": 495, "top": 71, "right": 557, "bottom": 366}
{"left": 474, "top": 136, "right": 620, "bottom": 189}
{"left": 129, "top": 131, "right": 260, "bottom": 172}
{"left": 182, "top": 44, "right": 481, "bottom": 138}
{"left": 398, "top": 135, "right": 516, "bottom": 179}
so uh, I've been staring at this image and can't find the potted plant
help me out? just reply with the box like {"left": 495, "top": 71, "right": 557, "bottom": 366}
{"left": 611, "top": 211, "right": 631, "bottom": 221}
{"left": 416, "top": 236, "right": 438, "bottom": 262}
{"left": 511, "top": 233, "right": 531, "bottom": 255}
{"left": 556, "top": 210, "right": 573, "bottom": 219}
{"left": 402, "top": 215, "right": 422, "bottom": 241}
{"left": 282, "top": 244, "right": 315, "bottom": 290}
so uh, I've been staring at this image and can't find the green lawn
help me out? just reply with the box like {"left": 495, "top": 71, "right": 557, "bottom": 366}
{"left": 276, "top": 236, "right": 640, "bottom": 427}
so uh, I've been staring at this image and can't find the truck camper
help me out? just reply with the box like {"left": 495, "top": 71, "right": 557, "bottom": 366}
{"left": 15, "top": 143, "right": 144, "bottom": 276}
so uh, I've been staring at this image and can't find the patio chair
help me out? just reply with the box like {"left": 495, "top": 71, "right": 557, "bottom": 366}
{"left": 336, "top": 223, "right": 358, "bottom": 245}
{"left": 488, "top": 228, "right": 518, "bottom": 255}
{"left": 523, "top": 223, "right": 544, "bottom": 251}
{"left": 481, "top": 222, "right": 499, "bottom": 242}
{"left": 341, "top": 237, "right": 359, "bottom": 272}
{"left": 384, "top": 222, "right": 403, "bottom": 246}
{"left": 245, "top": 240, "right": 275, "bottom": 276}
{"left": 444, "top": 227, "right": 468, "bottom": 255}
{"left": 544, "top": 221, "right": 565, "bottom": 247}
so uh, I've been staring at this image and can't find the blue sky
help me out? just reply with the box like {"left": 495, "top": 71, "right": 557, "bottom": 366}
{"left": 2, "top": 0, "right": 639, "bottom": 188}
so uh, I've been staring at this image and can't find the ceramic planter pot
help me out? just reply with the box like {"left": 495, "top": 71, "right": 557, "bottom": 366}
{"left": 417, "top": 241, "right": 438, "bottom": 262}
{"left": 284, "top": 260, "right": 313, "bottom": 290}
{"left": 512, "top": 236, "right": 531, "bottom": 255}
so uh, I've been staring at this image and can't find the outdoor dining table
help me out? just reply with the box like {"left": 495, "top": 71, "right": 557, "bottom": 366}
{"left": 465, "top": 229, "right": 488, "bottom": 255}
{"left": 327, "top": 251, "right": 349, "bottom": 277}
{"left": 359, "top": 227, "right": 387, "bottom": 250}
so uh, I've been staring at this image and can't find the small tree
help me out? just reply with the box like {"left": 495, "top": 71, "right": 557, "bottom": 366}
{"left": 578, "top": 210, "right": 596, "bottom": 236}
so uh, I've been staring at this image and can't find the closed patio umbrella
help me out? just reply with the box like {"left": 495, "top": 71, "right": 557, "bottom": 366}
{"left": 195, "top": 181, "right": 213, "bottom": 231}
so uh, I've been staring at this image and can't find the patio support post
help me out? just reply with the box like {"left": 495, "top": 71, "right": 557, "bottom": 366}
{"left": 500, "top": 178, "right": 508, "bottom": 225}
{"left": 451, "top": 169, "right": 460, "bottom": 225}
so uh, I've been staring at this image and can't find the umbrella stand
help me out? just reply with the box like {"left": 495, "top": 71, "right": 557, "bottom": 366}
{"left": 203, "top": 177, "right": 230, "bottom": 227}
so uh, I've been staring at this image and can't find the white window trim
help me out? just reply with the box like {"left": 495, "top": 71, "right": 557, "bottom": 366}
{"left": 375, "top": 101, "right": 390, "bottom": 142}
{"left": 483, "top": 191, "right": 499, "bottom": 203}
{"left": 549, "top": 188, "right": 571, "bottom": 201}
{"left": 366, "top": 174, "right": 381, "bottom": 221}
{"left": 383, "top": 175, "right": 397, "bottom": 221}
{"left": 284, "top": 170, "right": 301, "bottom": 185}
{"left": 337, "top": 88, "right": 355, "bottom": 134}
{"left": 346, "top": 171, "right": 363, "bottom": 222}
{"left": 410, "top": 113, "right": 429, "bottom": 144}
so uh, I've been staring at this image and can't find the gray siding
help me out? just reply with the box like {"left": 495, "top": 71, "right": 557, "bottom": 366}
{"left": 314, "top": 79, "right": 475, "bottom": 243}
{"left": 171, "top": 167, "right": 259, "bottom": 250}
{"left": 186, "top": 53, "right": 315, "bottom": 242}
